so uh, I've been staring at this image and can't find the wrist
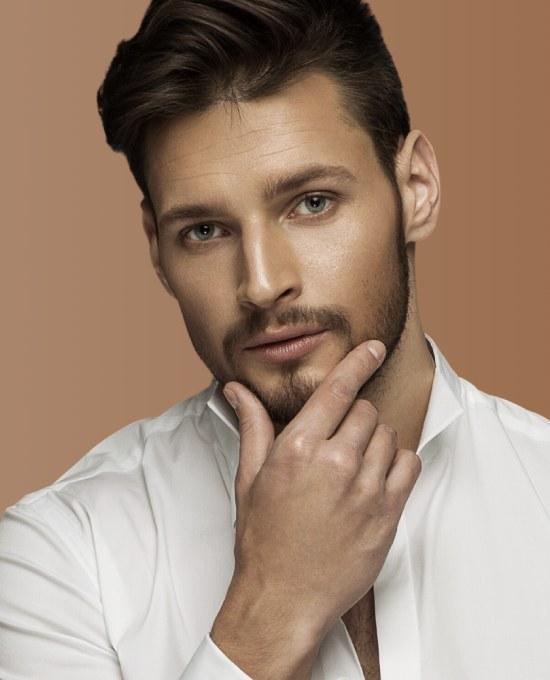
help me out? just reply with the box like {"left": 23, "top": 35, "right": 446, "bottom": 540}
{"left": 210, "top": 575, "right": 323, "bottom": 680}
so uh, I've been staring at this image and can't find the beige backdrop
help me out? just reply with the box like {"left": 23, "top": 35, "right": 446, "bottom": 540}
{"left": 1, "top": 1, "right": 549, "bottom": 513}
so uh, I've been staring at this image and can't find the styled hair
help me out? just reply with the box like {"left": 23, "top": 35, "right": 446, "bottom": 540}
{"left": 97, "top": 0, "right": 410, "bottom": 224}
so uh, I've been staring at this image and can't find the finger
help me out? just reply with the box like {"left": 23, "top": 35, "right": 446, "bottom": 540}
{"left": 384, "top": 448, "right": 422, "bottom": 513}
{"left": 326, "top": 398, "right": 379, "bottom": 464}
{"left": 223, "top": 381, "right": 275, "bottom": 508}
{"left": 354, "top": 423, "right": 399, "bottom": 491}
{"left": 289, "top": 340, "right": 386, "bottom": 443}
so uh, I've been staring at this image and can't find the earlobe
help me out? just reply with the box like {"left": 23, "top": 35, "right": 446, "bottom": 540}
{"left": 140, "top": 197, "right": 177, "bottom": 299}
{"left": 396, "top": 130, "right": 441, "bottom": 245}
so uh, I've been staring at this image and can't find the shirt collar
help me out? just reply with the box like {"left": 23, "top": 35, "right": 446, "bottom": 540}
{"left": 204, "top": 332, "right": 464, "bottom": 458}
{"left": 416, "top": 332, "right": 464, "bottom": 452}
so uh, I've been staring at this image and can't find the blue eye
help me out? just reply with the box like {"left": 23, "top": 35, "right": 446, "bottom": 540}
{"left": 177, "top": 192, "right": 335, "bottom": 244}
{"left": 178, "top": 223, "right": 224, "bottom": 243}
{"left": 294, "top": 194, "right": 332, "bottom": 216}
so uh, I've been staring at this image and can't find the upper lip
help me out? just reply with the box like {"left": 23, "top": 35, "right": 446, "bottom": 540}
{"left": 243, "top": 326, "right": 327, "bottom": 349}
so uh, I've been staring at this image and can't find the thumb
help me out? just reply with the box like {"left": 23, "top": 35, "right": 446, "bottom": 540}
{"left": 223, "top": 381, "right": 275, "bottom": 516}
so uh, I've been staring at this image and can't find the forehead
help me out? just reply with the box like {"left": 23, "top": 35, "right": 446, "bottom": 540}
{"left": 144, "top": 71, "right": 377, "bottom": 213}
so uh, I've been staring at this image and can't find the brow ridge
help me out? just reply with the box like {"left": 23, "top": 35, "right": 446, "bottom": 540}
{"left": 158, "top": 162, "right": 357, "bottom": 230}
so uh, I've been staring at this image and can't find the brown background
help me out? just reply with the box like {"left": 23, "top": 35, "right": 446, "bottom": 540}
{"left": 1, "top": 1, "right": 549, "bottom": 513}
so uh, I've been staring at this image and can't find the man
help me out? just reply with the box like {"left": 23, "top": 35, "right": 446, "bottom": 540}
{"left": 1, "top": 1, "right": 549, "bottom": 678}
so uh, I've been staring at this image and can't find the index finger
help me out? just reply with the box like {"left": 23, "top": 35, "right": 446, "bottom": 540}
{"left": 289, "top": 339, "right": 386, "bottom": 442}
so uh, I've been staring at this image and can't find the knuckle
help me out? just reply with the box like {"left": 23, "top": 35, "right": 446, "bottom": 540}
{"left": 344, "top": 435, "right": 364, "bottom": 453}
{"left": 323, "top": 446, "right": 357, "bottom": 474}
{"left": 237, "top": 415, "right": 255, "bottom": 437}
{"left": 378, "top": 423, "right": 397, "bottom": 443}
{"left": 355, "top": 474, "right": 385, "bottom": 502}
{"left": 328, "top": 377, "right": 355, "bottom": 401}
{"left": 287, "top": 431, "right": 314, "bottom": 456}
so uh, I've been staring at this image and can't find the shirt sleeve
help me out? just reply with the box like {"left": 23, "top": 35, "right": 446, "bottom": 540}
{"left": 0, "top": 493, "right": 253, "bottom": 680}
{"left": 179, "top": 634, "right": 253, "bottom": 679}
{"left": 0, "top": 495, "right": 123, "bottom": 680}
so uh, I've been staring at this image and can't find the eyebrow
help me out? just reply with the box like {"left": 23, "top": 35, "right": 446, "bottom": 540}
{"left": 158, "top": 163, "right": 358, "bottom": 231}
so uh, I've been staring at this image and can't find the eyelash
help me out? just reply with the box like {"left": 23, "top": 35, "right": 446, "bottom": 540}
{"left": 177, "top": 192, "right": 337, "bottom": 244}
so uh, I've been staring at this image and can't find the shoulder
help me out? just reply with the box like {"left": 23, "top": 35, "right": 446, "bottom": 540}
{"left": 458, "top": 377, "right": 550, "bottom": 508}
{"left": 460, "top": 376, "right": 550, "bottom": 445}
{"left": 0, "top": 383, "right": 216, "bottom": 660}
{"left": 0, "top": 382, "right": 215, "bottom": 552}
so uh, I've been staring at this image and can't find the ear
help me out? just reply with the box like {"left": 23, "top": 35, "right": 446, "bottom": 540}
{"left": 140, "top": 197, "right": 177, "bottom": 298}
{"left": 395, "top": 130, "right": 441, "bottom": 245}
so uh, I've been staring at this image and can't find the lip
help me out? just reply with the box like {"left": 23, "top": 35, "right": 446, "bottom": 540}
{"left": 244, "top": 326, "right": 328, "bottom": 349}
{"left": 243, "top": 330, "right": 329, "bottom": 363}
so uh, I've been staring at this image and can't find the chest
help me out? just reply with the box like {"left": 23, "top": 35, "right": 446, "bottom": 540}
{"left": 341, "top": 588, "right": 380, "bottom": 679}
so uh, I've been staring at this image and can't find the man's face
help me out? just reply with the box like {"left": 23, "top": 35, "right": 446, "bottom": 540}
{"left": 144, "top": 71, "right": 411, "bottom": 432}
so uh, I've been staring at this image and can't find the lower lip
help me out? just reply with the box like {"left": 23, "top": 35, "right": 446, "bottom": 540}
{"left": 245, "top": 331, "right": 329, "bottom": 363}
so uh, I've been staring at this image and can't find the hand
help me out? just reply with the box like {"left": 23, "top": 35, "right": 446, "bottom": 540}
{"left": 221, "top": 339, "right": 421, "bottom": 641}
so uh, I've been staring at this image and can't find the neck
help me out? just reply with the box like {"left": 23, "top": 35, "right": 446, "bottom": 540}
{"left": 358, "top": 318, "right": 435, "bottom": 453}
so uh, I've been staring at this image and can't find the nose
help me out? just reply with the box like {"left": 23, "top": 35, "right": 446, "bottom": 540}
{"left": 236, "top": 223, "right": 302, "bottom": 310}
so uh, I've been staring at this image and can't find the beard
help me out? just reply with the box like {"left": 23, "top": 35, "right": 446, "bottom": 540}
{"left": 184, "top": 190, "right": 412, "bottom": 436}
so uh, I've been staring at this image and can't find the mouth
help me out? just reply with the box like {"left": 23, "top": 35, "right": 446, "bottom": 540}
{"left": 244, "top": 325, "right": 328, "bottom": 349}
{"left": 243, "top": 330, "right": 329, "bottom": 363}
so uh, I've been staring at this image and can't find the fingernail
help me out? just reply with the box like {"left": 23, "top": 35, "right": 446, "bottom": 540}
{"left": 367, "top": 340, "right": 386, "bottom": 361}
{"left": 223, "top": 388, "right": 239, "bottom": 411}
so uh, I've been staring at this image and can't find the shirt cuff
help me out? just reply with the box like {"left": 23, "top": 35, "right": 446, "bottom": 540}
{"left": 179, "top": 633, "right": 253, "bottom": 679}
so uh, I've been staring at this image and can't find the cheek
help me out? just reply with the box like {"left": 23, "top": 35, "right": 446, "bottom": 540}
{"left": 171, "top": 275, "right": 227, "bottom": 337}
{"left": 300, "top": 220, "right": 390, "bottom": 296}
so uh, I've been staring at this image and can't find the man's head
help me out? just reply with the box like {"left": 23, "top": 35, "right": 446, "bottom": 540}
{"left": 97, "top": 0, "right": 440, "bottom": 432}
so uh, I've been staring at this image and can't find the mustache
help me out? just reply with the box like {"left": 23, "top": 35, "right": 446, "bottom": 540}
{"left": 225, "top": 305, "right": 352, "bottom": 356}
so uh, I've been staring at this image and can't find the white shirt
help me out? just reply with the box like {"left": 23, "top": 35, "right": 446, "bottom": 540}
{"left": 1, "top": 332, "right": 549, "bottom": 680}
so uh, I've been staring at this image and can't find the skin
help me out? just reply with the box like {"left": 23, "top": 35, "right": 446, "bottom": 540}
{"left": 141, "top": 69, "right": 440, "bottom": 452}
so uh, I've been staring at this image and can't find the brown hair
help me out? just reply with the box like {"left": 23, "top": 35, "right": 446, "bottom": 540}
{"left": 97, "top": 0, "right": 410, "bottom": 228}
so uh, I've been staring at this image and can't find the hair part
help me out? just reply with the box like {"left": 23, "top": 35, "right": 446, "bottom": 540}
{"left": 97, "top": 0, "right": 411, "bottom": 227}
